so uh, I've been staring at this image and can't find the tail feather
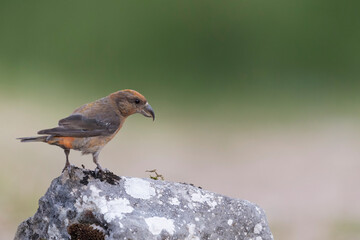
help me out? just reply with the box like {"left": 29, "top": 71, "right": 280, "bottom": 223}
{"left": 17, "top": 136, "right": 48, "bottom": 142}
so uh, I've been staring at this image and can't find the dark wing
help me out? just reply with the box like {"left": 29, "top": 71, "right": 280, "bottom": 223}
{"left": 37, "top": 114, "right": 119, "bottom": 137}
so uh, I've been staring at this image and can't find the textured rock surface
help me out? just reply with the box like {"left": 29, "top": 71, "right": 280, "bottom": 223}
{"left": 15, "top": 168, "right": 273, "bottom": 240}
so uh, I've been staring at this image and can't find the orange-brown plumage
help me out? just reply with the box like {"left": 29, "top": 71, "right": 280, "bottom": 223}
{"left": 18, "top": 89, "right": 155, "bottom": 172}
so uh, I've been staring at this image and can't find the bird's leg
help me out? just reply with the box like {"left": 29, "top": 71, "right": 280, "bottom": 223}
{"left": 62, "top": 149, "right": 71, "bottom": 173}
{"left": 93, "top": 152, "right": 104, "bottom": 172}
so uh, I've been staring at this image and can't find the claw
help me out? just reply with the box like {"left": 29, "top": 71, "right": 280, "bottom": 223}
{"left": 62, "top": 164, "right": 74, "bottom": 178}
{"left": 95, "top": 164, "right": 104, "bottom": 172}
{"left": 62, "top": 163, "right": 71, "bottom": 173}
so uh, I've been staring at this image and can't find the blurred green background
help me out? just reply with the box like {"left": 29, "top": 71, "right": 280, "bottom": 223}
{"left": 1, "top": 1, "right": 360, "bottom": 239}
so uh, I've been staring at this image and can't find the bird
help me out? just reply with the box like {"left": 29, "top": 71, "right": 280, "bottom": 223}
{"left": 18, "top": 89, "right": 155, "bottom": 172}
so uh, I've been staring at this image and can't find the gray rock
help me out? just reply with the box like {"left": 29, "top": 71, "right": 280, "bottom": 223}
{"left": 15, "top": 168, "right": 274, "bottom": 240}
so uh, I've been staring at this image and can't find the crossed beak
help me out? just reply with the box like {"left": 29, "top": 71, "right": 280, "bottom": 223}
{"left": 140, "top": 103, "right": 155, "bottom": 121}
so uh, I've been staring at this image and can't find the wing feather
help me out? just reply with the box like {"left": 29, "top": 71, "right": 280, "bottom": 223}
{"left": 38, "top": 114, "right": 119, "bottom": 137}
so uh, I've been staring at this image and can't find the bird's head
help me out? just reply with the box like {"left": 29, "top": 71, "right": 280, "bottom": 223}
{"left": 110, "top": 89, "right": 155, "bottom": 120}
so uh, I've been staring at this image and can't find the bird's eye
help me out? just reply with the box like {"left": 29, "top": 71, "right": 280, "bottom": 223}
{"left": 135, "top": 99, "right": 140, "bottom": 104}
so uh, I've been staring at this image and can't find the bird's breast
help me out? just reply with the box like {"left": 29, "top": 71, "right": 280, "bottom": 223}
{"left": 71, "top": 127, "right": 121, "bottom": 155}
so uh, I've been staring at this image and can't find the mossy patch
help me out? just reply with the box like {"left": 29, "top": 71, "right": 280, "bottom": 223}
{"left": 80, "top": 169, "right": 121, "bottom": 185}
{"left": 67, "top": 223, "right": 105, "bottom": 240}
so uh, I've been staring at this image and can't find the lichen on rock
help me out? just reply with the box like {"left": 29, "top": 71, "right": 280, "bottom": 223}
{"left": 15, "top": 167, "right": 273, "bottom": 240}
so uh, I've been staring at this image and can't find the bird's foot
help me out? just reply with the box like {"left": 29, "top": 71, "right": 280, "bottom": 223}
{"left": 94, "top": 166, "right": 109, "bottom": 177}
{"left": 62, "top": 164, "right": 71, "bottom": 173}
{"left": 95, "top": 166, "right": 103, "bottom": 173}
{"left": 62, "top": 164, "right": 75, "bottom": 177}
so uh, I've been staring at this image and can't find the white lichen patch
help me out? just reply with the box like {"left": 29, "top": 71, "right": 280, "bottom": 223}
{"left": 185, "top": 223, "right": 199, "bottom": 240}
{"left": 103, "top": 198, "right": 133, "bottom": 222}
{"left": 75, "top": 185, "right": 133, "bottom": 223}
{"left": 145, "top": 217, "right": 175, "bottom": 235}
{"left": 124, "top": 178, "right": 156, "bottom": 200}
{"left": 90, "top": 224, "right": 106, "bottom": 234}
{"left": 254, "top": 223, "right": 263, "bottom": 234}
{"left": 58, "top": 207, "right": 69, "bottom": 226}
{"left": 169, "top": 197, "right": 180, "bottom": 205}
{"left": 255, "top": 206, "right": 262, "bottom": 215}
{"left": 191, "top": 191, "right": 217, "bottom": 209}
{"left": 227, "top": 219, "right": 233, "bottom": 226}
{"left": 256, "top": 237, "right": 263, "bottom": 240}
{"left": 48, "top": 224, "right": 61, "bottom": 239}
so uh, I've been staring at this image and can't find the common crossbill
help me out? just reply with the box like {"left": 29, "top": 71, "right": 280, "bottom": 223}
{"left": 18, "top": 89, "right": 155, "bottom": 172}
